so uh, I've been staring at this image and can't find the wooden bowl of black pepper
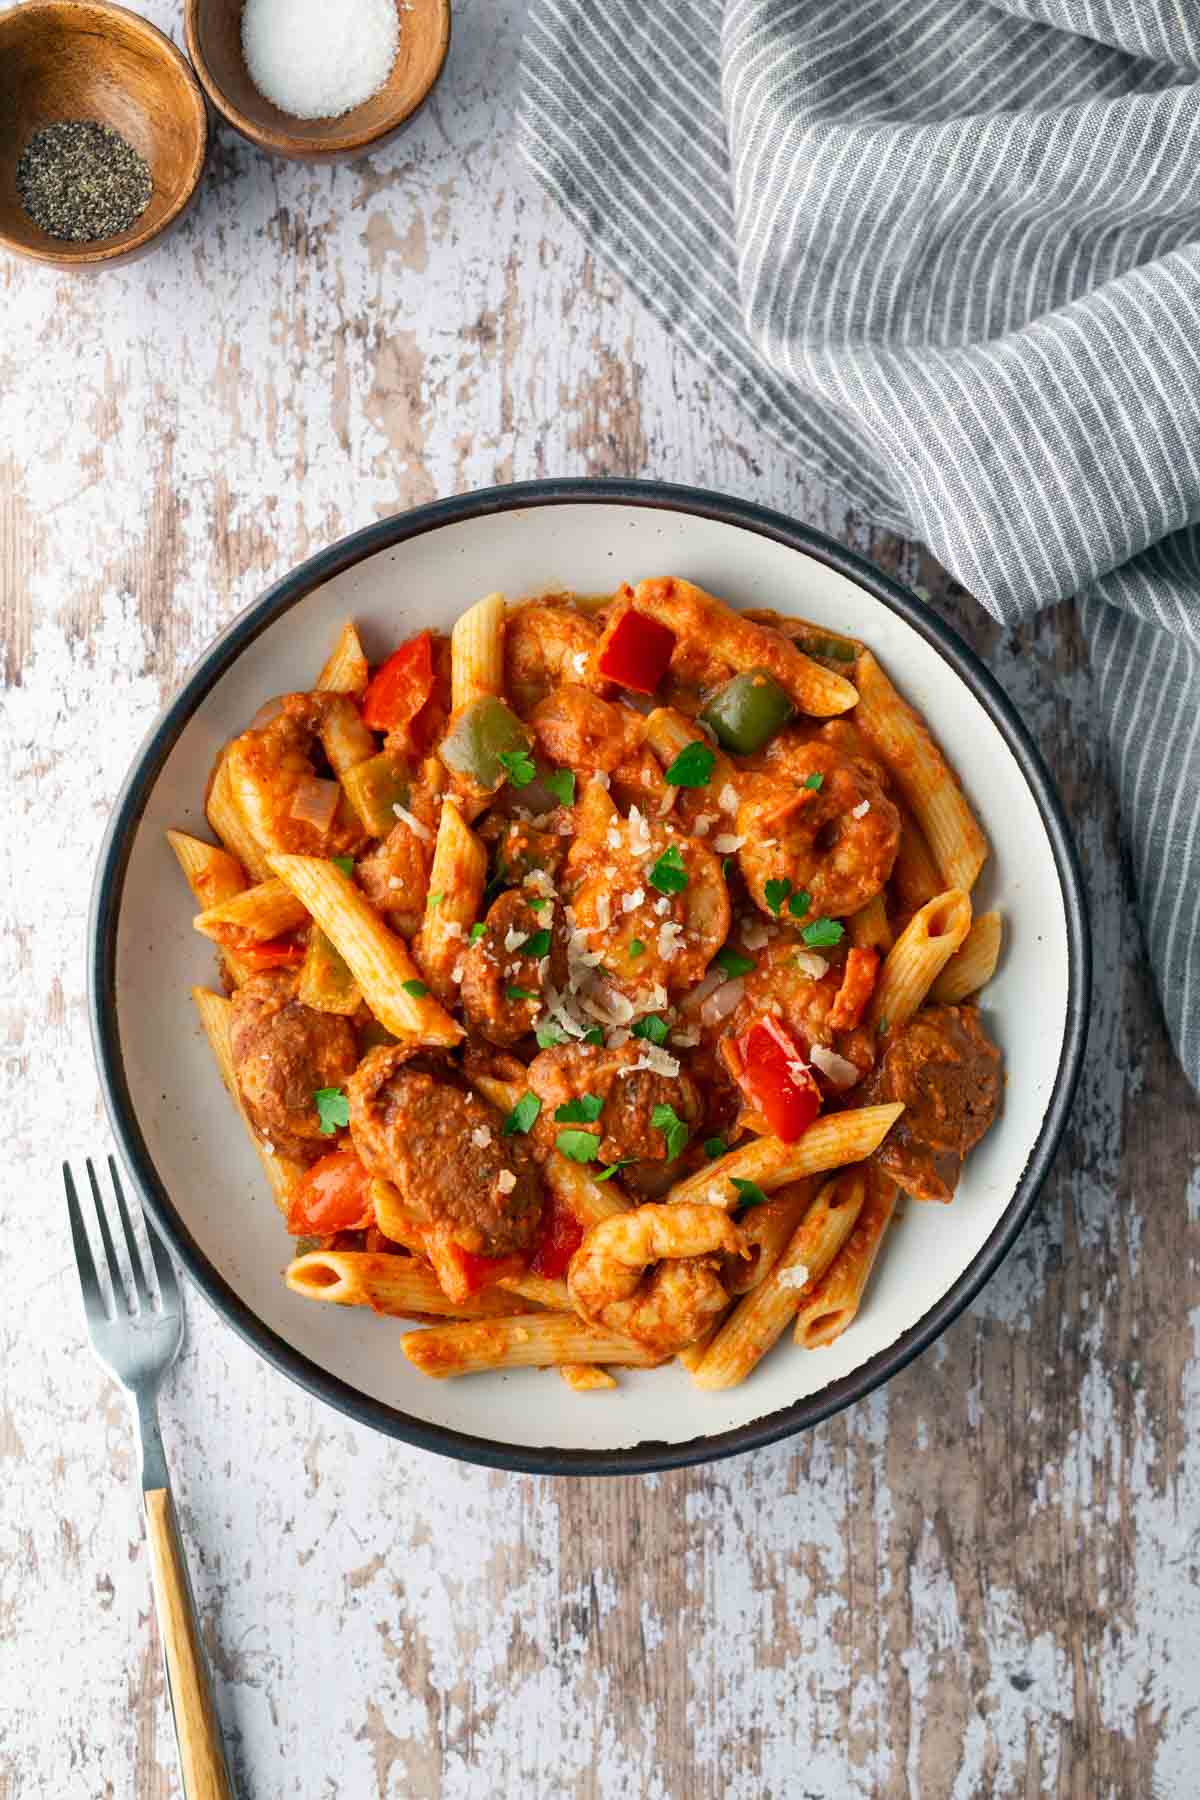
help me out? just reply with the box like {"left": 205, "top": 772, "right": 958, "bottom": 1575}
{"left": 0, "top": 0, "right": 208, "bottom": 271}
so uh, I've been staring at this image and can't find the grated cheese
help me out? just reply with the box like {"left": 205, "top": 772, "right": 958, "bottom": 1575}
{"left": 387, "top": 876, "right": 403, "bottom": 891}
{"left": 671, "top": 1026, "right": 701, "bottom": 1047}
{"left": 793, "top": 950, "right": 829, "bottom": 979}
{"left": 713, "top": 834, "right": 745, "bottom": 855}
{"left": 654, "top": 896, "right": 670, "bottom": 916}
{"left": 777, "top": 1263, "right": 811, "bottom": 1290}
{"left": 719, "top": 783, "right": 739, "bottom": 814}
{"left": 471, "top": 1126, "right": 493, "bottom": 1149}
{"left": 571, "top": 651, "right": 589, "bottom": 675}
{"left": 742, "top": 920, "right": 769, "bottom": 950}
{"left": 851, "top": 799, "right": 871, "bottom": 819}
{"left": 496, "top": 1169, "right": 517, "bottom": 1194}
{"left": 809, "top": 1043, "right": 861, "bottom": 1088}
{"left": 607, "top": 828, "right": 623, "bottom": 851}
{"left": 393, "top": 804, "right": 432, "bottom": 842}
{"left": 622, "top": 887, "right": 646, "bottom": 913}
{"left": 443, "top": 920, "right": 463, "bottom": 939}
{"left": 658, "top": 921, "right": 684, "bottom": 960}
{"left": 692, "top": 814, "right": 714, "bottom": 836}
{"left": 622, "top": 1045, "right": 681, "bottom": 1078}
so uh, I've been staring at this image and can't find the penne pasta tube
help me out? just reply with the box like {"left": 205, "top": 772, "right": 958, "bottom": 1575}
{"left": 847, "top": 892, "right": 893, "bottom": 955}
{"left": 166, "top": 831, "right": 246, "bottom": 910}
{"left": 190, "top": 987, "right": 303, "bottom": 1214}
{"left": 854, "top": 650, "right": 988, "bottom": 892}
{"left": 867, "top": 889, "right": 972, "bottom": 1036}
{"left": 268, "top": 854, "right": 462, "bottom": 1045}
{"left": 723, "top": 1179, "right": 816, "bottom": 1296}
{"left": 667, "top": 1105, "right": 904, "bottom": 1211}
{"left": 193, "top": 877, "right": 309, "bottom": 946}
{"left": 467, "top": 1072, "right": 633, "bottom": 1223}
{"left": 929, "top": 910, "right": 1002, "bottom": 1004}
{"left": 315, "top": 619, "right": 369, "bottom": 697}
{"left": 795, "top": 1171, "right": 898, "bottom": 1348}
{"left": 691, "top": 1169, "right": 867, "bottom": 1389}
{"left": 891, "top": 811, "right": 942, "bottom": 915}
{"left": 676, "top": 1315, "right": 728, "bottom": 1374}
{"left": 368, "top": 1178, "right": 429, "bottom": 1255}
{"left": 498, "top": 1272, "right": 572, "bottom": 1311}
{"left": 559, "top": 1364, "right": 617, "bottom": 1391}
{"left": 632, "top": 577, "right": 858, "bottom": 717}
{"left": 451, "top": 591, "right": 506, "bottom": 712}
{"left": 401, "top": 1314, "right": 663, "bottom": 1378}
{"left": 207, "top": 749, "right": 273, "bottom": 884}
{"left": 412, "top": 798, "right": 487, "bottom": 1001}
{"left": 286, "top": 1251, "right": 519, "bottom": 1319}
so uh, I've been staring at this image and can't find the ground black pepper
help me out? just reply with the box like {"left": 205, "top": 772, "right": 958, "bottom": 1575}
{"left": 16, "top": 120, "right": 152, "bottom": 243}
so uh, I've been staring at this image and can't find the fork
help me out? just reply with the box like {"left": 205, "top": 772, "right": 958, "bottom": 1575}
{"left": 65, "top": 1157, "right": 235, "bottom": 1800}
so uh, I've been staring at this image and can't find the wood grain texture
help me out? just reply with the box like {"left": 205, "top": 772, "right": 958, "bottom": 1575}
{"left": 144, "top": 1489, "right": 233, "bottom": 1800}
{"left": 1, "top": 2, "right": 1197, "bottom": 1796}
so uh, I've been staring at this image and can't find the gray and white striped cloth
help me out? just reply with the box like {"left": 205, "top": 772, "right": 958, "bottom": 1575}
{"left": 520, "top": 0, "right": 1200, "bottom": 1087}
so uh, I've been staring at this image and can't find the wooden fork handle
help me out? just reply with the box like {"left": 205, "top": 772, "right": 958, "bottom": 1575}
{"left": 144, "top": 1488, "right": 234, "bottom": 1799}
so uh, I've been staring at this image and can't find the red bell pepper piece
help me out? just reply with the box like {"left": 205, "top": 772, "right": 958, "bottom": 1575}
{"left": 731, "top": 1014, "right": 822, "bottom": 1143}
{"left": 233, "top": 936, "right": 306, "bottom": 972}
{"left": 426, "top": 1229, "right": 527, "bottom": 1304}
{"left": 361, "top": 631, "right": 436, "bottom": 734}
{"left": 287, "top": 1151, "right": 374, "bottom": 1237}
{"left": 529, "top": 1192, "right": 585, "bottom": 1280}
{"left": 596, "top": 605, "right": 676, "bottom": 694}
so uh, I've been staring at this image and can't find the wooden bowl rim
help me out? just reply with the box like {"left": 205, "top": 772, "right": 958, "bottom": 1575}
{"left": 0, "top": 0, "right": 209, "bottom": 269}
{"left": 183, "top": 0, "right": 451, "bottom": 161}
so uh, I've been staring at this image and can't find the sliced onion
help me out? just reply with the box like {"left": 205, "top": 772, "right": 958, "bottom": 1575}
{"left": 809, "top": 1043, "right": 860, "bottom": 1089}
{"left": 249, "top": 695, "right": 287, "bottom": 731}
{"left": 701, "top": 977, "right": 744, "bottom": 1026}
{"left": 289, "top": 776, "right": 341, "bottom": 834}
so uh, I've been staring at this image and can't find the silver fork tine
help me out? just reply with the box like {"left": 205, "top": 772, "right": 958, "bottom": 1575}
{"left": 86, "top": 1157, "right": 127, "bottom": 1313}
{"left": 140, "top": 1207, "right": 180, "bottom": 1308}
{"left": 63, "top": 1162, "right": 110, "bottom": 1327}
{"left": 107, "top": 1155, "right": 155, "bottom": 1312}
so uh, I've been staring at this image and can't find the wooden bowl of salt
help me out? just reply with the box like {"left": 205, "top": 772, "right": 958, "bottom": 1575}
{"left": 184, "top": 0, "right": 450, "bottom": 163}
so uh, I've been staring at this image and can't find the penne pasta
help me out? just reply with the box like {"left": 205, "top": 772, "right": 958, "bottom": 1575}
{"left": 667, "top": 1105, "right": 904, "bottom": 1211}
{"left": 286, "top": 1251, "right": 520, "bottom": 1318}
{"left": 690, "top": 1168, "right": 867, "bottom": 1389}
{"left": 559, "top": 1364, "right": 617, "bottom": 1391}
{"left": 412, "top": 798, "right": 487, "bottom": 1001}
{"left": 930, "top": 910, "right": 1002, "bottom": 1003}
{"left": 451, "top": 591, "right": 506, "bottom": 712}
{"left": 499, "top": 1271, "right": 572, "bottom": 1312}
{"left": 847, "top": 892, "right": 893, "bottom": 954}
{"left": 401, "top": 1313, "right": 662, "bottom": 1377}
{"left": 190, "top": 987, "right": 303, "bottom": 1214}
{"left": 315, "top": 619, "right": 369, "bottom": 697}
{"left": 854, "top": 650, "right": 988, "bottom": 892}
{"left": 676, "top": 1315, "right": 728, "bottom": 1374}
{"left": 795, "top": 1171, "right": 898, "bottom": 1348}
{"left": 867, "top": 889, "right": 972, "bottom": 1036}
{"left": 166, "top": 830, "right": 247, "bottom": 910}
{"left": 891, "top": 810, "right": 942, "bottom": 915}
{"left": 632, "top": 577, "right": 858, "bottom": 717}
{"left": 268, "top": 854, "right": 462, "bottom": 1045}
{"left": 368, "top": 1178, "right": 429, "bottom": 1255}
{"left": 207, "top": 748, "right": 273, "bottom": 884}
{"left": 723, "top": 1179, "right": 816, "bottom": 1296}
{"left": 193, "top": 877, "right": 309, "bottom": 946}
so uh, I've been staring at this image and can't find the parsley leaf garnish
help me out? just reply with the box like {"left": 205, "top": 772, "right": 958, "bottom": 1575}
{"left": 331, "top": 857, "right": 355, "bottom": 878}
{"left": 536, "top": 1021, "right": 567, "bottom": 1048}
{"left": 594, "top": 1159, "right": 633, "bottom": 1181}
{"left": 402, "top": 979, "right": 429, "bottom": 997}
{"left": 519, "top": 928, "right": 552, "bottom": 959}
{"left": 628, "top": 939, "right": 646, "bottom": 959}
{"left": 651, "top": 1103, "right": 689, "bottom": 1161}
{"left": 632, "top": 1014, "right": 669, "bottom": 1046}
{"left": 764, "top": 877, "right": 791, "bottom": 914}
{"left": 801, "top": 917, "right": 845, "bottom": 947}
{"left": 314, "top": 1087, "right": 349, "bottom": 1135}
{"left": 648, "top": 844, "right": 688, "bottom": 894}
{"left": 544, "top": 768, "right": 576, "bottom": 807}
{"left": 555, "top": 1094, "right": 604, "bottom": 1123}
{"left": 426, "top": 891, "right": 443, "bottom": 909}
{"left": 730, "top": 1176, "right": 769, "bottom": 1209}
{"left": 502, "top": 1092, "right": 542, "bottom": 1135}
{"left": 469, "top": 922, "right": 487, "bottom": 943}
{"left": 556, "top": 1128, "right": 601, "bottom": 1163}
{"left": 803, "top": 772, "right": 824, "bottom": 792}
{"left": 498, "top": 747, "right": 536, "bottom": 788}
{"left": 526, "top": 896, "right": 550, "bottom": 913}
{"left": 704, "top": 1136, "right": 727, "bottom": 1160}
{"left": 722, "top": 857, "right": 734, "bottom": 879}
{"left": 715, "top": 945, "right": 755, "bottom": 978}
{"left": 506, "top": 985, "right": 540, "bottom": 1001}
{"left": 788, "top": 888, "right": 813, "bottom": 919}
{"left": 664, "top": 742, "right": 716, "bottom": 788}
{"left": 582, "top": 1027, "right": 604, "bottom": 1045}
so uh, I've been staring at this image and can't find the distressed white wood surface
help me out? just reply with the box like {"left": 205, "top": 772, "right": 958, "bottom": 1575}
{"left": 2, "top": 2, "right": 1198, "bottom": 1795}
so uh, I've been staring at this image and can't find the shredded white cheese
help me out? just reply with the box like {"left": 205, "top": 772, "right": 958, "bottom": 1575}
{"left": 471, "top": 1126, "right": 493, "bottom": 1149}
{"left": 793, "top": 950, "right": 829, "bottom": 979}
{"left": 594, "top": 894, "right": 611, "bottom": 930}
{"left": 742, "top": 920, "right": 769, "bottom": 950}
{"left": 504, "top": 925, "right": 526, "bottom": 952}
{"left": 777, "top": 1263, "right": 811, "bottom": 1290}
{"left": 851, "top": 799, "right": 871, "bottom": 819}
{"left": 627, "top": 805, "right": 652, "bottom": 856}
{"left": 671, "top": 1026, "right": 701, "bottom": 1048}
{"left": 451, "top": 960, "right": 465, "bottom": 984}
{"left": 713, "top": 834, "right": 745, "bottom": 855}
{"left": 658, "top": 921, "right": 684, "bottom": 961}
{"left": 624, "top": 1044, "right": 681, "bottom": 1078}
{"left": 387, "top": 876, "right": 403, "bottom": 891}
{"left": 622, "top": 888, "right": 646, "bottom": 913}
{"left": 654, "top": 896, "right": 670, "bottom": 917}
{"left": 719, "top": 783, "right": 739, "bottom": 814}
{"left": 692, "top": 813, "right": 714, "bottom": 836}
{"left": 571, "top": 651, "right": 589, "bottom": 675}
{"left": 524, "top": 868, "right": 556, "bottom": 897}
{"left": 593, "top": 771, "right": 611, "bottom": 789}
{"left": 810, "top": 1043, "right": 861, "bottom": 1089}
{"left": 443, "top": 920, "right": 463, "bottom": 939}
{"left": 496, "top": 1170, "right": 517, "bottom": 1195}
{"left": 393, "top": 804, "right": 432, "bottom": 842}
{"left": 606, "top": 827, "right": 623, "bottom": 851}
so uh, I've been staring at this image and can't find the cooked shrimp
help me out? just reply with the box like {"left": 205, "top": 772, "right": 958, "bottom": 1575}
{"left": 736, "top": 738, "right": 899, "bottom": 922}
{"left": 505, "top": 601, "right": 603, "bottom": 714}
{"left": 567, "top": 1202, "right": 747, "bottom": 1353}
{"left": 530, "top": 686, "right": 670, "bottom": 815}
{"left": 723, "top": 938, "right": 876, "bottom": 1083}
{"left": 226, "top": 692, "right": 368, "bottom": 859}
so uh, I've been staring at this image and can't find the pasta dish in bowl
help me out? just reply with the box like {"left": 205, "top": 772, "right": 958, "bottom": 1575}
{"left": 90, "top": 483, "right": 1087, "bottom": 1470}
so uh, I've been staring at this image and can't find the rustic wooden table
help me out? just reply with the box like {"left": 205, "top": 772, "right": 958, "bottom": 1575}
{"left": 3, "top": 3, "right": 1198, "bottom": 1796}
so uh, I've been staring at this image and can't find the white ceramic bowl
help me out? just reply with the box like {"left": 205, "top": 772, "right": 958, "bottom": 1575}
{"left": 89, "top": 481, "right": 1089, "bottom": 1473}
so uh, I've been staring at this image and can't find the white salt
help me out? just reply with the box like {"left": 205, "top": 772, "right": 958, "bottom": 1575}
{"left": 242, "top": 0, "right": 400, "bottom": 121}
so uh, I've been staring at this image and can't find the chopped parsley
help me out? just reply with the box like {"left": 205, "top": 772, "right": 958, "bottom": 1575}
{"left": 764, "top": 877, "right": 791, "bottom": 914}
{"left": 704, "top": 1136, "right": 727, "bottom": 1160}
{"left": 402, "top": 979, "right": 429, "bottom": 997}
{"left": 555, "top": 1094, "right": 604, "bottom": 1123}
{"left": 526, "top": 896, "right": 550, "bottom": 913}
{"left": 314, "top": 1087, "right": 349, "bottom": 1135}
{"left": 628, "top": 939, "right": 646, "bottom": 959}
{"left": 544, "top": 768, "right": 576, "bottom": 807}
{"left": 651, "top": 1103, "right": 689, "bottom": 1161}
{"left": 722, "top": 856, "right": 734, "bottom": 880}
{"left": 664, "top": 742, "right": 716, "bottom": 788}
{"left": 469, "top": 922, "right": 487, "bottom": 943}
{"left": 502, "top": 1092, "right": 542, "bottom": 1135}
{"left": 801, "top": 917, "right": 845, "bottom": 948}
{"left": 498, "top": 747, "right": 536, "bottom": 788}
{"left": 506, "top": 985, "right": 540, "bottom": 1002}
{"left": 536, "top": 1020, "right": 568, "bottom": 1048}
{"left": 631, "top": 1014, "right": 669, "bottom": 1046}
{"left": 519, "top": 928, "right": 552, "bottom": 959}
{"left": 594, "top": 1158, "right": 633, "bottom": 1181}
{"left": 331, "top": 857, "right": 355, "bottom": 879}
{"left": 582, "top": 1027, "right": 604, "bottom": 1045}
{"left": 788, "top": 888, "right": 813, "bottom": 919}
{"left": 714, "top": 945, "right": 755, "bottom": 978}
{"left": 648, "top": 844, "right": 688, "bottom": 895}
{"left": 730, "top": 1176, "right": 769, "bottom": 1209}
{"left": 803, "top": 772, "right": 825, "bottom": 792}
{"left": 556, "top": 1128, "right": 601, "bottom": 1163}
{"left": 426, "top": 890, "right": 443, "bottom": 909}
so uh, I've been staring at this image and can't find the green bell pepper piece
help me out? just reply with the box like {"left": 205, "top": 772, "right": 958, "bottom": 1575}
{"left": 439, "top": 696, "right": 533, "bottom": 790}
{"left": 700, "top": 668, "right": 796, "bottom": 755}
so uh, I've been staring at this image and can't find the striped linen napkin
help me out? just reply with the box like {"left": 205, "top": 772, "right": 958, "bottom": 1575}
{"left": 520, "top": 0, "right": 1200, "bottom": 1087}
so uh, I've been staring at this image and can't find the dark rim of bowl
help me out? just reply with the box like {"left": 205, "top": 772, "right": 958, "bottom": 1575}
{"left": 88, "top": 478, "right": 1091, "bottom": 1476}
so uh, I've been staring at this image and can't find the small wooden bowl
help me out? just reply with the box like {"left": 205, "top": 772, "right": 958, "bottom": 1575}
{"left": 0, "top": 1, "right": 208, "bottom": 271}
{"left": 184, "top": 0, "right": 450, "bottom": 163}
